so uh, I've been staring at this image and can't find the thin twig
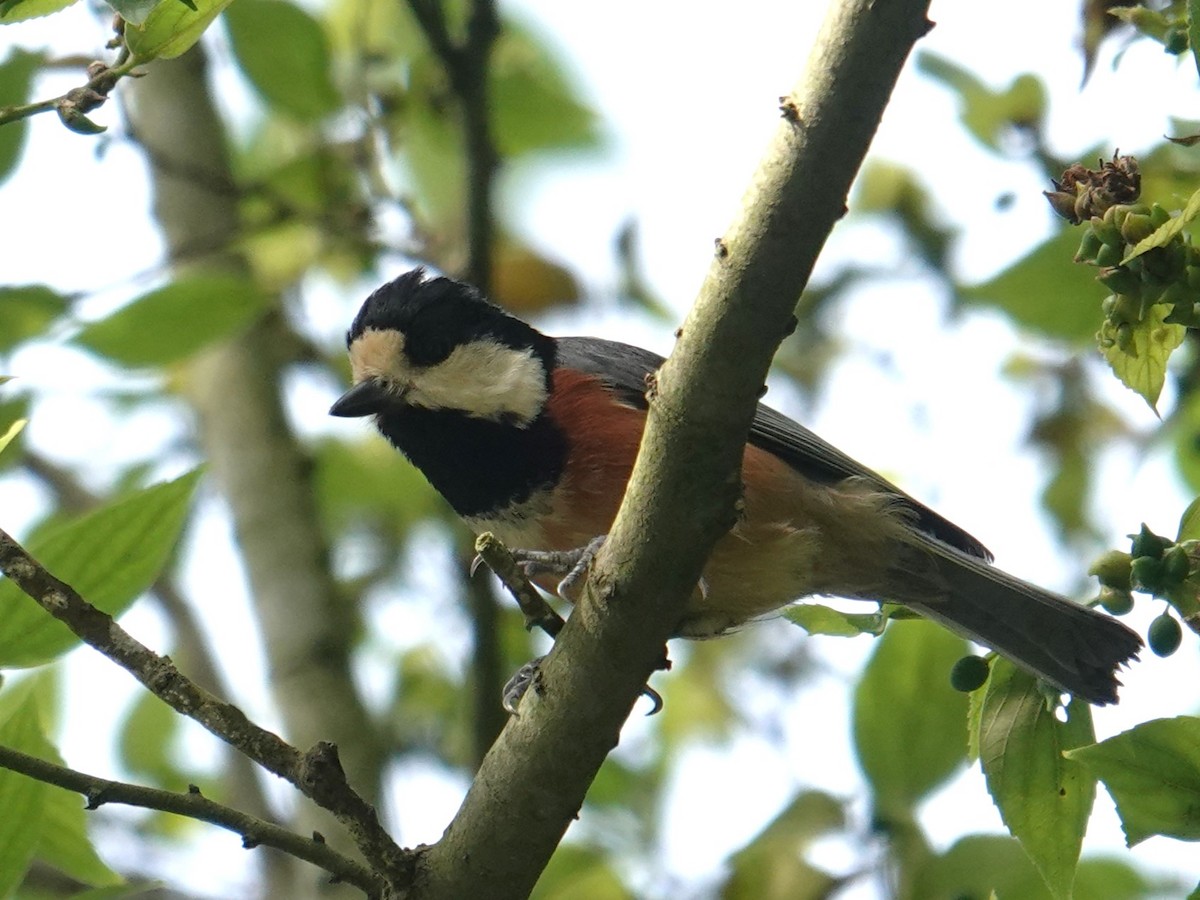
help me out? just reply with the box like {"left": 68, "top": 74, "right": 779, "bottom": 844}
{"left": 0, "top": 745, "right": 381, "bottom": 896}
{"left": 472, "top": 532, "right": 564, "bottom": 639}
{"left": 0, "top": 528, "right": 412, "bottom": 892}
{"left": 0, "top": 51, "right": 140, "bottom": 131}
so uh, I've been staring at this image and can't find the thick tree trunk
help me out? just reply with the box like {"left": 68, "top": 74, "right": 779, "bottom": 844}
{"left": 125, "top": 47, "right": 385, "bottom": 898}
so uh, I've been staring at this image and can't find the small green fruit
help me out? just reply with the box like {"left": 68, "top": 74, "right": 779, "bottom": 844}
{"left": 949, "top": 655, "right": 990, "bottom": 692}
{"left": 1089, "top": 549, "right": 1133, "bottom": 590}
{"left": 1162, "top": 544, "right": 1192, "bottom": 583}
{"left": 1130, "top": 524, "right": 1172, "bottom": 560}
{"left": 1098, "top": 586, "right": 1135, "bottom": 615}
{"left": 1131, "top": 556, "right": 1165, "bottom": 594}
{"left": 1148, "top": 613, "right": 1183, "bottom": 657}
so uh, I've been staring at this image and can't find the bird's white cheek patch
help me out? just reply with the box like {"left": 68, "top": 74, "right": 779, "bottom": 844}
{"left": 405, "top": 341, "right": 548, "bottom": 424}
{"left": 349, "top": 329, "right": 548, "bottom": 422}
{"left": 349, "top": 329, "right": 409, "bottom": 385}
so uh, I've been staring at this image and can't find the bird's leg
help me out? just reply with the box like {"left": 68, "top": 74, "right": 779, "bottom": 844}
{"left": 489, "top": 534, "right": 673, "bottom": 715}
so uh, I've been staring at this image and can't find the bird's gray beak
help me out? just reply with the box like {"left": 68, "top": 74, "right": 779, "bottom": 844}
{"left": 329, "top": 380, "right": 389, "bottom": 417}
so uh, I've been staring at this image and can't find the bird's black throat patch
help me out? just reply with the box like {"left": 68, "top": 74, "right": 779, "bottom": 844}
{"left": 373, "top": 404, "right": 568, "bottom": 518}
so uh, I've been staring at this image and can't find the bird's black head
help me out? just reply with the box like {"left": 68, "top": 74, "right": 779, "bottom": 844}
{"left": 331, "top": 269, "right": 556, "bottom": 424}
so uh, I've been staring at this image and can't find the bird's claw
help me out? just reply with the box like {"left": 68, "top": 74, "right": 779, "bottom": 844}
{"left": 501, "top": 654, "right": 664, "bottom": 717}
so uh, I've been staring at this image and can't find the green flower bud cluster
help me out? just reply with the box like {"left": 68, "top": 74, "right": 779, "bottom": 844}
{"left": 1092, "top": 525, "right": 1197, "bottom": 658}
{"left": 1074, "top": 203, "right": 1200, "bottom": 349}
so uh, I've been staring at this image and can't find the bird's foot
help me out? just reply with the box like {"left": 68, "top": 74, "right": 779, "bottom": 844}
{"left": 509, "top": 535, "right": 709, "bottom": 601}
{"left": 511, "top": 535, "right": 607, "bottom": 601}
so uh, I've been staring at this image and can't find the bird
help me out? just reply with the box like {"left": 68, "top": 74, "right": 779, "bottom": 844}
{"left": 329, "top": 268, "right": 1141, "bottom": 705}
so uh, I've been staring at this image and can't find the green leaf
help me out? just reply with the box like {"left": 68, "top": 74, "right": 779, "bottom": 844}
{"left": 533, "top": 844, "right": 631, "bottom": 900}
{"left": 224, "top": 0, "right": 341, "bottom": 121}
{"left": 105, "top": 0, "right": 160, "bottom": 26}
{"left": 491, "top": 23, "right": 600, "bottom": 157}
{"left": 1122, "top": 187, "right": 1200, "bottom": 265}
{"left": 913, "top": 836, "right": 1158, "bottom": 900}
{"left": 782, "top": 603, "right": 885, "bottom": 637}
{"left": 1099, "top": 301, "right": 1185, "bottom": 412}
{"left": 0, "top": 50, "right": 42, "bottom": 184}
{"left": 74, "top": 274, "right": 268, "bottom": 367}
{"left": 1073, "top": 856, "right": 1173, "bottom": 900}
{"left": 1067, "top": 716, "right": 1200, "bottom": 845}
{"left": 852, "top": 620, "right": 970, "bottom": 817}
{"left": 0, "top": 468, "right": 202, "bottom": 668}
{"left": 0, "top": 681, "right": 121, "bottom": 887}
{"left": 960, "top": 227, "right": 1103, "bottom": 342}
{"left": 0, "top": 418, "right": 24, "bottom": 457}
{"left": 0, "top": 0, "right": 76, "bottom": 24}
{"left": 1177, "top": 497, "right": 1200, "bottom": 542}
{"left": 1191, "top": 0, "right": 1200, "bottom": 81}
{"left": 916, "top": 52, "right": 1045, "bottom": 151}
{"left": 117, "top": 691, "right": 185, "bottom": 786}
{"left": 979, "top": 660, "right": 1095, "bottom": 899}
{"left": 124, "top": 0, "right": 237, "bottom": 61}
{"left": 0, "top": 696, "right": 48, "bottom": 896}
{"left": 913, "top": 835, "right": 1053, "bottom": 900}
{"left": 0, "top": 284, "right": 69, "bottom": 351}
{"left": 722, "top": 791, "right": 845, "bottom": 900}
{"left": 35, "top": 765, "right": 122, "bottom": 886}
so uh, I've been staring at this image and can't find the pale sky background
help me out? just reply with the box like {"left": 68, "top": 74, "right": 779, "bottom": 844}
{"left": 2, "top": 0, "right": 1200, "bottom": 897}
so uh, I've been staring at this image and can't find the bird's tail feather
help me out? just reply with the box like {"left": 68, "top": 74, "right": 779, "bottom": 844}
{"left": 898, "top": 535, "right": 1142, "bottom": 705}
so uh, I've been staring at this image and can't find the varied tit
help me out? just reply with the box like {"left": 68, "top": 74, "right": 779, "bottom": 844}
{"left": 330, "top": 268, "right": 1141, "bottom": 705}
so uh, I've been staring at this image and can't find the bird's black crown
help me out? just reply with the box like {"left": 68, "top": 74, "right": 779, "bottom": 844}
{"left": 347, "top": 268, "right": 553, "bottom": 370}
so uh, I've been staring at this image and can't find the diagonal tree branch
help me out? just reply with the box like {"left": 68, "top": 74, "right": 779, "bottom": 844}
{"left": 0, "top": 527, "right": 412, "bottom": 892}
{"left": 0, "top": 744, "right": 381, "bottom": 895}
{"left": 409, "top": 1, "right": 935, "bottom": 896}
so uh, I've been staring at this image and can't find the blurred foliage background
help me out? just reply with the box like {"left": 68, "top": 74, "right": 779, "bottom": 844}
{"left": 1, "top": 0, "right": 1200, "bottom": 898}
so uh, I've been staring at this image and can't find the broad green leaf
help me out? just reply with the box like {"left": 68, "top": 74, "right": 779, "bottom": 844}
{"left": 0, "top": 468, "right": 202, "bottom": 668}
{"left": 74, "top": 274, "right": 268, "bottom": 368}
{"left": 0, "top": 682, "right": 120, "bottom": 887}
{"left": 533, "top": 844, "right": 631, "bottom": 900}
{"left": 1067, "top": 716, "right": 1200, "bottom": 845}
{"left": 124, "top": 0, "right": 236, "bottom": 61}
{"left": 105, "top": 0, "right": 160, "bottom": 25}
{"left": 1178, "top": 496, "right": 1200, "bottom": 541}
{"left": 0, "top": 0, "right": 75, "bottom": 24}
{"left": 491, "top": 24, "right": 600, "bottom": 157}
{"left": 1099, "top": 301, "right": 1185, "bottom": 413}
{"left": 0, "top": 50, "right": 42, "bottom": 183}
{"left": 118, "top": 691, "right": 186, "bottom": 786}
{"left": 782, "top": 603, "right": 885, "bottom": 637}
{"left": 960, "top": 227, "right": 1103, "bottom": 342}
{"left": 852, "top": 620, "right": 969, "bottom": 817}
{"left": 979, "top": 660, "right": 1095, "bottom": 899}
{"left": 35, "top": 759, "right": 122, "bottom": 886}
{"left": 1123, "top": 188, "right": 1200, "bottom": 265}
{"left": 315, "top": 439, "right": 441, "bottom": 537}
{"left": 722, "top": 791, "right": 845, "bottom": 900}
{"left": 224, "top": 0, "right": 341, "bottom": 121}
{"left": 913, "top": 836, "right": 1157, "bottom": 900}
{"left": 0, "top": 697, "right": 48, "bottom": 896}
{"left": 0, "top": 284, "right": 68, "bottom": 351}
{"left": 917, "top": 52, "right": 1045, "bottom": 151}
{"left": 1073, "top": 856, "right": 1174, "bottom": 900}
{"left": 0, "top": 418, "right": 24, "bottom": 456}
